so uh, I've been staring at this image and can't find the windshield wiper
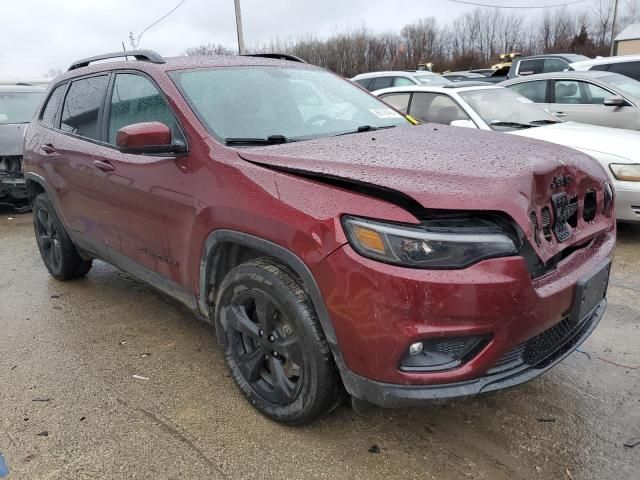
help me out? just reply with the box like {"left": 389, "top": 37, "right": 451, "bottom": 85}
{"left": 489, "top": 121, "right": 533, "bottom": 129}
{"left": 225, "top": 135, "right": 294, "bottom": 146}
{"left": 529, "top": 119, "right": 560, "bottom": 125}
{"left": 336, "top": 125, "right": 397, "bottom": 136}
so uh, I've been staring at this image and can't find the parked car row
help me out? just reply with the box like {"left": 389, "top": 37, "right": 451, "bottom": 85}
{"left": 375, "top": 83, "right": 640, "bottom": 222}
{"left": 18, "top": 50, "right": 616, "bottom": 424}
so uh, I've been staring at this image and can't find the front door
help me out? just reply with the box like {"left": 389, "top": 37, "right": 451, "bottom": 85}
{"left": 89, "top": 72, "right": 196, "bottom": 288}
{"left": 550, "top": 79, "right": 638, "bottom": 129}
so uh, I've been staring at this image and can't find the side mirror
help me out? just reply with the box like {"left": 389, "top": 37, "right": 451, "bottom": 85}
{"left": 604, "top": 96, "right": 626, "bottom": 107}
{"left": 116, "top": 122, "right": 185, "bottom": 154}
{"left": 450, "top": 119, "right": 477, "bottom": 129}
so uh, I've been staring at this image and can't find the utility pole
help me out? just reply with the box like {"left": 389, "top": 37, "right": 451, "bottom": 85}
{"left": 610, "top": 0, "right": 620, "bottom": 56}
{"left": 234, "top": 0, "right": 246, "bottom": 55}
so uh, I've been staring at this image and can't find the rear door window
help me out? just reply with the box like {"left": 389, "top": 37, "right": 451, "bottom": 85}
{"left": 354, "top": 78, "right": 373, "bottom": 91}
{"left": 379, "top": 93, "right": 411, "bottom": 113}
{"left": 41, "top": 84, "right": 66, "bottom": 128}
{"left": 518, "top": 59, "right": 544, "bottom": 76}
{"left": 508, "top": 81, "right": 548, "bottom": 103}
{"left": 60, "top": 75, "right": 109, "bottom": 140}
{"left": 107, "top": 73, "right": 184, "bottom": 145}
{"left": 371, "top": 77, "right": 394, "bottom": 91}
{"left": 607, "top": 61, "right": 640, "bottom": 82}
{"left": 543, "top": 58, "right": 570, "bottom": 73}
{"left": 409, "top": 92, "right": 470, "bottom": 125}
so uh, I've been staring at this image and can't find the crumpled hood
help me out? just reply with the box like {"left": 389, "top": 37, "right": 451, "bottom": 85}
{"left": 237, "top": 124, "right": 612, "bottom": 262}
{"left": 0, "top": 123, "right": 27, "bottom": 156}
{"left": 510, "top": 121, "right": 640, "bottom": 162}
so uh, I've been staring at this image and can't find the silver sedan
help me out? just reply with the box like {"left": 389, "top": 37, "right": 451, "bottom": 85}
{"left": 500, "top": 71, "right": 640, "bottom": 131}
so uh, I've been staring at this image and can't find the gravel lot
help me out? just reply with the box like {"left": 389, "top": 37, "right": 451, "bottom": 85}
{"left": 1, "top": 211, "right": 638, "bottom": 479}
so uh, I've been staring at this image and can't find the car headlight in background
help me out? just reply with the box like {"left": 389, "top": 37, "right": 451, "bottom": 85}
{"left": 609, "top": 164, "right": 640, "bottom": 182}
{"left": 342, "top": 215, "right": 518, "bottom": 269}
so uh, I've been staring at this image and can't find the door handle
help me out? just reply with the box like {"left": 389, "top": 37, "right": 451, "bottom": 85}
{"left": 553, "top": 112, "right": 567, "bottom": 118}
{"left": 41, "top": 143, "right": 57, "bottom": 154}
{"left": 93, "top": 160, "right": 115, "bottom": 172}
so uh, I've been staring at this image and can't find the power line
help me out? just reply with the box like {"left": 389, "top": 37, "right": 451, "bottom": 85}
{"left": 130, "top": 0, "right": 189, "bottom": 48}
{"left": 443, "top": 0, "right": 588, "bottom": 8}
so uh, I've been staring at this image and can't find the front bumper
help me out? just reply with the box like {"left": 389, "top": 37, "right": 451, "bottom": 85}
{"left": 313, "top": 231, "right": 614, "bottom": 404}
{"left": 614, "top": 186, "right": 640, "bottom": 222}
{"left": 0, "top": 174, "right": 29, "bottom": 212}
{"left": 341, "top": 300, "right": 605, "bottom": 407}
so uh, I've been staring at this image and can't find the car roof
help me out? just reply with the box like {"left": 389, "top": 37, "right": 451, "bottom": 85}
{"left": 500, "top": 70, "right": 616, "bottom": 83}
{"left": 374, "top": 84, "right": 501, "bottom": 96}
{"left": 571, "top": 54, "right": 640, "bottom": 69}
{"left": 516, "top": 53, "right": 587, "bottom": 61}
{"left": 351, "top": 71, "right": 436, "bottom": 80}
{"left": 55, "top": 53, "right": 318, "bottom": 84}
{"left": 0, "top": 84, "right": 46, "bottom": 93}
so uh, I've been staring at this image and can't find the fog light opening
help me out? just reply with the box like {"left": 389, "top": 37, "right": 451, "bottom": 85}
{"left": 400, "top": 336, "right": 490, "bottom": 372}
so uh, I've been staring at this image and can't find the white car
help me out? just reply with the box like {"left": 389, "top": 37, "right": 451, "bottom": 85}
{"left": 375, "top": 83, "right": 640, "bottom": 222}
{"left": 570, "top": 54, "right": 640, "bottom": 82}
{"left": 351, "top": 71, "right": 451, "bottom": 92}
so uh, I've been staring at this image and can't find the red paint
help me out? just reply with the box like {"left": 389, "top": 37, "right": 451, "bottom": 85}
{"left": 23, "top": 55, "right": 615, "bottom": 391}
{"left": 115, "top": 121, "right": 172, "bottom": 148}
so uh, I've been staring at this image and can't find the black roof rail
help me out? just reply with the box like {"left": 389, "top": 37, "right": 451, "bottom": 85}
{"left": 242, "top": 53, "right": 307, "bottom": 64}
{"left": 68, "top": 50, "right": 165, "bottom": 71}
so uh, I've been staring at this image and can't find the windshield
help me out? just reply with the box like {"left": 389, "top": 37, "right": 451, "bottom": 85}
{"left": 171, "top": 67, "right": 409, "bottom": 143}
{"left": 459, "top": 88, "right": 558, "bottom": 131}
{"left": 414, "top": 74, "right": 451, "bottom": 85}
{"left": 603, "top": 74, "right": 640, "bottom": 99}
{"left": 0, "top": 91, "right": 44, "bottom": 124}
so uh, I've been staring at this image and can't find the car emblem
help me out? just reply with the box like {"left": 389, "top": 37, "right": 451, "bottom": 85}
{"left": 551, "top": 175, "right": 572, "bottom": 189}
{"left": 551, "top": 193, "right": 578, "bottom": 243}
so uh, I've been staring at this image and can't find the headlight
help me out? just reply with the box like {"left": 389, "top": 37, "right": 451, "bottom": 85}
{"left": 342, "top": 215, "right": 518, "bottom": 269}
{"left": 610, "top": 164, "right": 640, "bottom": 182}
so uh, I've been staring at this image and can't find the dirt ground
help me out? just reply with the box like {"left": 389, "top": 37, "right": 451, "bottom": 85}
{"left": 0, "top": 210, "right": 638, "bottom": 480}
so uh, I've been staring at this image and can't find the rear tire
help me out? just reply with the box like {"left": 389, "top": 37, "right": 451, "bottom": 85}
{"left": 215, "top": 258, "right": 340, "bottom": 425}
{"left": 32, "top": 193, "right": 92, "bottom": 280}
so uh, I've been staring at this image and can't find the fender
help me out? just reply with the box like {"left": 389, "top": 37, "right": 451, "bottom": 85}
{"left": 199, "top": 229, "right": 347, "bottom": 373}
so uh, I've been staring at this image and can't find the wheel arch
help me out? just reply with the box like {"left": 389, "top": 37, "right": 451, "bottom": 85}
{"left": 199, "top": 230, "right": 345, "bottom": 370}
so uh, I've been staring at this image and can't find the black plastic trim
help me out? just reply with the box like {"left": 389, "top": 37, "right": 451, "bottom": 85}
{"left": 342, "top": 300, "right": 606, "bottom": 407}
{"left": 198, "top": 230, "right": 347, "bottom": 372}
{"left": 68, "top": 50, "right": 165, "bottom": 71}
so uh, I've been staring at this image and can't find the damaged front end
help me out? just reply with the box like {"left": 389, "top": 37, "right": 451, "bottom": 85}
{"left": 0, "top": 155, "right": 30, "bottom": 212}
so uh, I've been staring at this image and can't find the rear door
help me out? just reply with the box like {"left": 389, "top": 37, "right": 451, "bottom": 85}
{"left": 90, "top": 71, "right": 195, "bottom": 286}
{"left": 43, "top": 74, "right": 109, "bottom": 240}
{"left": 550, "top": 79, "right": 637, "bottom": 128}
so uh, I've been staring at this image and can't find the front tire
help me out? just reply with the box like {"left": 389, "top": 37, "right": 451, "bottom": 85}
{"left": 32, "top": 193, "right": 92, "bottom": 280}
{"left": 215, "top": 258, "right": 340, "bottom": 425}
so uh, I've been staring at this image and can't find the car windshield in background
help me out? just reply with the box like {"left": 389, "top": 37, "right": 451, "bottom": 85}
{"left": 415, "top": 75, "right": 451, "bottom": 85}
{"left": 603, "top": 75, "right": 640, "bottom": 100}
{"left": 459, "top": 88, "right": 558, "bottom": 131}
{"left": 171, "top": 67, "right": 409, "bottom": 143}
{"left": 0, "top": 92, "right": 44, "bottom": 124}
{"left": 565, "top": 54, "right": 590, "bottom": 63}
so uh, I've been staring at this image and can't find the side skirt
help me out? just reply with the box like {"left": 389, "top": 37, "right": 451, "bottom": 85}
{"left": 71, "top": 231, "right": 205, "bottom": 322}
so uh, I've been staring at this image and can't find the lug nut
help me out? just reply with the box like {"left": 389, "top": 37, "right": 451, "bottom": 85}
{"left": 268, "top": 335, "right": 275, "bottom": 342}
{"left": 273, "top": 351, "right": 278, "bottom": 357}
{"left": 259, "top": 329, "right": 264, "bottom": 337}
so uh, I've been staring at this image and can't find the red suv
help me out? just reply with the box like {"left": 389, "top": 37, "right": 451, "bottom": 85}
{"left": 23, "top": 50, "right": 615, "bottom": 424}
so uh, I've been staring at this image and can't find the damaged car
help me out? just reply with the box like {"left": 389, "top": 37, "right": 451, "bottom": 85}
{"left": 1, "top": 84, "right": 45, "bottom": 211}
{"left": 23, "top": 51, "right": 615, "bottom": 425}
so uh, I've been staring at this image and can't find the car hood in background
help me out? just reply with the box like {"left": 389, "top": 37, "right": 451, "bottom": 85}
{"left": 237, "top": 124, "right": 612, "bottom": 262}
{"left": 0, "top": 123, "right": 28, "bottom": 156}
{"left": 510, "top": 121, "right": 640, "bottom": 163}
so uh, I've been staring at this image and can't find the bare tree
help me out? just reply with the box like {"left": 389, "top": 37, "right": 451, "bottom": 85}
{"left": 185, "top": 43, "right": 233, "bottom": 56}
{"left": 46, "top": 67, "right": 64, "bottom": 78}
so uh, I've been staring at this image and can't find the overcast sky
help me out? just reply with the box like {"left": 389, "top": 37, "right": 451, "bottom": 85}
{"left": 1, "top": 0, "right": 498, "bottom": 77}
